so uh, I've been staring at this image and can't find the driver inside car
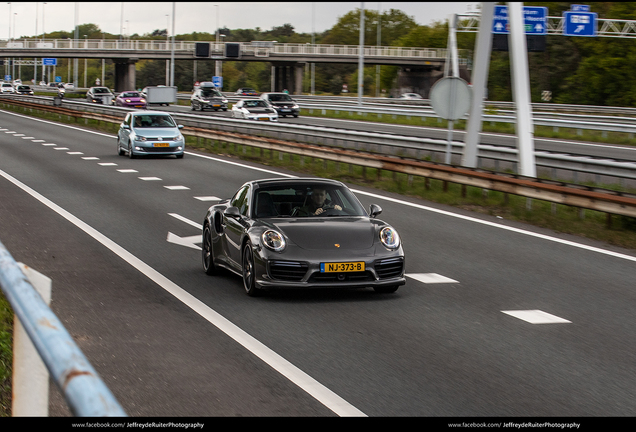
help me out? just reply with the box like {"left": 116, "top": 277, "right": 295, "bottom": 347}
{"left": 296, "top": 187, "right": 342, "bottom": 216}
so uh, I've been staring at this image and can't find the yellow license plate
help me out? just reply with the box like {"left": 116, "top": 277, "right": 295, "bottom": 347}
{"left": 321, "top": 262, "right": 365, "bottom": 273}
{"left": 153, "top": 143, "right": 170, "bottom": 147}
{"left": 258, "top": 117, "right": 270, "bottom": 121}
{"left": 213, "top": 104, "right": 220, "bottom": 107}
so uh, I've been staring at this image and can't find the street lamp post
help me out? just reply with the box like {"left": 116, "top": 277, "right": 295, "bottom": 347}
{"left": 84, "top": 35, "right": 87, "bottom": 88}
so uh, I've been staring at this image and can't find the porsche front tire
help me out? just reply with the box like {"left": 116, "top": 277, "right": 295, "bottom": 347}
{"left": 242, "top": 242, "right": 261, "bottom": 297}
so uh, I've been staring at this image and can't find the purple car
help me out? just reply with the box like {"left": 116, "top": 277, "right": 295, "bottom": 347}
{"left": 114, "top": 91, "right": 147, "bottom": 109}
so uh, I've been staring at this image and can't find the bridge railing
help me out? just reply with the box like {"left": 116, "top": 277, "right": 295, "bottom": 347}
{"left": 0, "top": 39, "right": 469, "bottom": 60}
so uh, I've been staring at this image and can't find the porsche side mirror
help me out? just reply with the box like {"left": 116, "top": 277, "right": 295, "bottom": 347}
{"left": 224, "top": 207, "right": 241, "bottom": 218}
{"left": 369, "top": 204, "right": 382, "bottom": 218}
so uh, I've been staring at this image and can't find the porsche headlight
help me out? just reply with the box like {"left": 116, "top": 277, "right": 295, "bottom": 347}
{"left": 379, "top": 227, "right": 400, "bottom": 249}
{"left": 262, "top": 230, "right": 286, "bottom": 252}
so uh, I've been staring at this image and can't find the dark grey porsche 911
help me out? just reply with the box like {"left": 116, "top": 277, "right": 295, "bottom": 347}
{"left": 202, "top": 178, "right": 405, "bottom": 296}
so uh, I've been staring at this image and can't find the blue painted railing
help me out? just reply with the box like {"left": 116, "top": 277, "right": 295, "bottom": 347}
{"left": 0, "top": 238, "right": 126, "bottom": 416}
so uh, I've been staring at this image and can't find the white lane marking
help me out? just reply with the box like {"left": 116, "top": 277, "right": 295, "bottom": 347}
{"left": 67, "top": 152, "right": 84, "bottom": 155}
{"left": 502, "top": 310, "right": 571, "bottom": 324}
{"left": 117, "top": 169, "right": 138, "bottom": 173}
{"left": 82, "top": 157, "right": 100, "bottom": 160}
{"left": 164, "top": 185, "right": 190, "bottom": 190}
{"left": 139, "top": 176, "right": 162, "bottom": 181}
{"left": 168, "top": 213, "right": 202, "bottom": 229}
{"left": 4, "top": 131, "right": 17, "bottom": 133}
{"left": 0, "top": 167, "right": 366, "bottom": 417}
{"left": 194, "top": 196, "right": 221, "bottom": 201}
{"left": 4, "top": 109, "right": 634, "bottom": 263}
{"left": 351, "top": 189, "right": 636, "bottom": 264}
{"left": 12, "top": 133, "right": 24, "bottom": 136}
{"left": 21, "top": 136, "right": 35, "bottom": 139}
{"left": 99, "top": 162, "right": 117, "bottom": 166}
{"left": 54, "top": 147, "right": 70, "bottom": 150}
{"left": 407, "top": 273, "right": 459, "bottom": 284}
{"left": 32, "top": 139, "right": 45, "bottom": 142}
{"left": 43, "top": 143, "right": 56, "bottom": 146}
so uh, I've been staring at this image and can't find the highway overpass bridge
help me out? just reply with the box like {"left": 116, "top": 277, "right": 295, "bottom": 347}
{"left": 0, "top": 39, "right": 470, "bottom": 94}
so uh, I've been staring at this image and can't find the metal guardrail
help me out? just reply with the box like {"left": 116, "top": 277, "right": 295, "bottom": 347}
{"left": 3, "top": 94, "right": 636, "bottom": 185}
{"left": 0, "top": 238, "right": 127, "bottom": 416}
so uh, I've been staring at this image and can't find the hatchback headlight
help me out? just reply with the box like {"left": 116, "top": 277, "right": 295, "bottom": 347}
{"left": 135, "top": 136, "right": 147, "bottom": 141}
{"left": 262, "top": 230, "right": 286, "bottom": 252}
{"left": 379, "top": 227, "right": 400, "bottom": 249}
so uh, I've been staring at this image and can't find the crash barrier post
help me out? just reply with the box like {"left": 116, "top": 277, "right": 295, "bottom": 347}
{"left": 0, "top": 238, "right": 127, "bottom": 416}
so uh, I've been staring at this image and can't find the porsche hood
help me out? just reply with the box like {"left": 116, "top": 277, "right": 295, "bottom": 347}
{"left": 272, "top": 218, "right": 376, "bottom": 250}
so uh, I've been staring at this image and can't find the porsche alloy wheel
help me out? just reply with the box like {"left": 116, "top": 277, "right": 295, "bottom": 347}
{"left": 242, "top": 242, "right": 260, "bottom": 296}
{"left": 202, "top": 225, "right": 216, "bottom": 275}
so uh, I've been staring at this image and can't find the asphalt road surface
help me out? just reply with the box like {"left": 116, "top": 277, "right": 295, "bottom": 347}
{"left": 2, "top": 109, "right": 636, "bottom": 417}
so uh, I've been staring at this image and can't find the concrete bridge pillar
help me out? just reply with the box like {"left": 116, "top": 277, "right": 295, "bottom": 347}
{"left": 271, "top": 62, "right": 304, "bottom": 94}
{"left": 113, "top": 58, "right": 138, "bottom": 91}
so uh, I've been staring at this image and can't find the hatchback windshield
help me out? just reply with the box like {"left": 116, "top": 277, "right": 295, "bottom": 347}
{"left": 93, "top": 87, "right": 111, "bottom": 94}
{"left": 133, "top": 115, "right": 176, "bottom": 128}
{"left": 121, "top": 92, "right": 140, "bottom": 98}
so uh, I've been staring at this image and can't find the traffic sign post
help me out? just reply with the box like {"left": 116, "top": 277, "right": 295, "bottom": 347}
{"left": 563, "top": 11, "right": 597, "bottom": 37}
{"left": 492, "top": 5, "right": 547, "bottom": 35}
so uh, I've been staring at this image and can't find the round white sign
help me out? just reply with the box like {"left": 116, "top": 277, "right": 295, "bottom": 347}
{"left": 429, "top": 76, "right": 472, "bottom": 120}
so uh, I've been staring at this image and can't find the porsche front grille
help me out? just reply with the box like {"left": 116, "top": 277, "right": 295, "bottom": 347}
{"left": 269, "top": 261, "right": 308, "bottom": 281}
{"left": 375, "top": 257, "right": 404, "bottom": 279}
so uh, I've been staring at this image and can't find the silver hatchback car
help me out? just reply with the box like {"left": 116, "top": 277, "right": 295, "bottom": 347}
{"left": 117, "top": 111, "right": 185, "bottom": 159}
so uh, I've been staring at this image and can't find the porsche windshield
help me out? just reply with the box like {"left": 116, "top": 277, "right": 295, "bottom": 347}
{"left": 253, "top": 184, "right": 367, "bottom": 218}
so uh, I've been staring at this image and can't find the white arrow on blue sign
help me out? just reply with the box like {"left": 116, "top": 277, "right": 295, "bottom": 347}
{"left": 212, "top": 76, "right": 223, "bottom": 88}
{"left": 42, "top": 58, "right": 57, "bottom": 66}
{"left": 492, "top": 5, "right": 548, "bottom": 35}
{"left": 563, "top": 11, "right": 597, "bottom": 37}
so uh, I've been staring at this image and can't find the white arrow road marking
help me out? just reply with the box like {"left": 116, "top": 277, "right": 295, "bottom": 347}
{"left": 168, "top": 213, "right": 202, "bottom": 229}
{"left": 167, "top": 232, "right": 201, "bottom": 250}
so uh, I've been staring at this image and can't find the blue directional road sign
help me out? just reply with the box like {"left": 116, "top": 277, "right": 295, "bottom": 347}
{"left": 212, "top": 76, "right": 223, "bottom": 88}
{"left": 55, "top": 76, "right": 62, "bottom": 83}
{"left": 492, "top": 6, "right": 548, "bottom": 35}
{"left": 42, "top": 58, "right": 57, "bottom": 66}
{"left": 563, "top": 11, "right": 597, "bottom": 37}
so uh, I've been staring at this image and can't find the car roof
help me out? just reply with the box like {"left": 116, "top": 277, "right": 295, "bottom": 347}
{"left": 249, "top": 177, "right": 345, "bottom": 188}
{"left": 129, "top": 110, "right": 173, "bottom": 116}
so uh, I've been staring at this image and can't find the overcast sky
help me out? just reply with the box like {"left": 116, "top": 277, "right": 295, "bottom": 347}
{"left": 5, "top": 2, "right": 478, "bottom": 39}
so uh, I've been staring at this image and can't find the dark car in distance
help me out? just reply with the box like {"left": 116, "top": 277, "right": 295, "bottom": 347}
{"left": 191, "top": 82, "right": 228, "bottom": 111}
{"left": 202, "top": 178, "right": 405, "bottom": 296}
{"left": 86, "top": 86, "right": 114, "bottom": 104}
{"left": 235, "top": 88, "right": 259, "bottom": 96}
{"left": 259, "top": 92, "right": 300, "bottom": 117}
{"left": 14, "top": 85, "right": 34, "bottom": 95}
